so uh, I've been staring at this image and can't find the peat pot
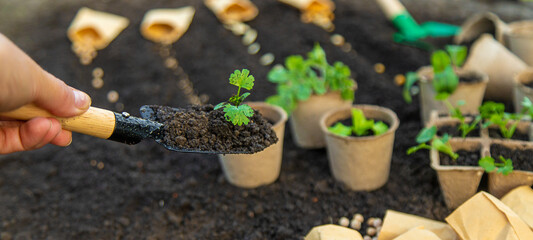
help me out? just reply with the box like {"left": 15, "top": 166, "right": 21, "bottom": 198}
{"left": 218, "top": 102, "right": 288, "bottom": 188}
{"left": 430, "top": 138, "right": 485, "bottom": 209}
{"left": 418, "top": 67, "right": 488, "bottom": 124}
{"left": 506, "top": 21, "right": 533, "bottom": 66}
{"left": 513, "top": 68, "right": 533, "bottom": 113}
{"left": 290, "top": 91, "right": 352, "bottom": 149}
{"left": 487, "top": 140, "right": 533, "bottom": 198}
{"left": 320, "top": 105, "right": 399, "bottom": 191}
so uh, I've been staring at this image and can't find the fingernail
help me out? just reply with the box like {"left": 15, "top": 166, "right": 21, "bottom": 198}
{"left": 74, "top": 90, "right": 91, "bottom": 109}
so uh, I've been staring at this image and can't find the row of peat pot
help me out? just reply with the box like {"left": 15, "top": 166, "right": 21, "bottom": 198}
{"left": 219, "top": 97, "right": 400, "bottom": 192}
{"left": 430, "top": 114, "right": 533, "bottom": 209}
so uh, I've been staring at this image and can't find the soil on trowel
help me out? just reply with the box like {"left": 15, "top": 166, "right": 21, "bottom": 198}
{"left": 149, "top": 105, "right": 278, "bottom": 154}
{"left": 437, "top": 124, "right": 480, "bottom": 138}
{"left": 440, "top": 149, "right": 480, "bottom": 166}
{"left": 490, "top": 144, "right": 533, "bottom": 171}
{"left": 488, "top": 128, "right": 529, "bottom": 141}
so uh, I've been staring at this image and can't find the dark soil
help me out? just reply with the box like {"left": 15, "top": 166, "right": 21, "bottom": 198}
{"left": 490, "top": 144, "right": 533, "bottom": 171}
{"left": 488, "top": 128, "right": 529, "bottom": 141}
{"left": 437, "top": 124, "right": 480, "bottom": 138}
{"left": 1, "top": 0, "right": 532, "bottom": 239}
{"left": 148, "top": 105, "right": 277, "bottom": 154}
{"left": 440, "top": 149, "right": 481, "bottom": 167}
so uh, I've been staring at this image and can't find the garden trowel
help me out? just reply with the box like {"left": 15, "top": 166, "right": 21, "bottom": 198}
{"left": 375, "top": 0, "right": 460, "bottom": 48}
{"left": 0, "top": 104, "right": 259, "bottom": 154}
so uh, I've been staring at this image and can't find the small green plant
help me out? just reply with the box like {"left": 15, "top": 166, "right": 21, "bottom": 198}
{"left": 266, "top": 43, "right": 356, "bottom": 114}
{"left": 478, "top": 156, "right": 513, "bottom": 175}
{"left": 328, "top": 108, "right": 389, "bottom": 137}
{"left": 403, "top": 45, "right": 467, "bottom": 103}
{"left": 214, "top": 69, "right": 255, "bottom": 126}
{"left": 445, "top": 100, "right": 482, "bottom": 138}
{"left": 479, "top": 101, "right": 517, "bottom": 138}
{"left": 407, "top": 126, "right": 458, "bottom": 159}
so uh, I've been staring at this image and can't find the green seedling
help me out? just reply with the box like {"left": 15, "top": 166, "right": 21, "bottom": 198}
{"left": 407, "top": 126, "right": 458, "bottom": 160}
{"left": 266, "top": 43, "right": 356, "bottom": 114}
{"left": 478, "top": 97, "right": 533, "bottom": 139}
{"left": 478, "top": 156, "right": 513, "bottom": 175}
{"left": 403, "top": 45, "right": 467, "bottom": 103}
{"left": 444, "top": 99, "right": 481, "bottom": 138}
{"left": 328, "top": 108, "right": 389, "bottom": 137}
{"left": 214, "top": 69, "right": 255, "bottom": 126}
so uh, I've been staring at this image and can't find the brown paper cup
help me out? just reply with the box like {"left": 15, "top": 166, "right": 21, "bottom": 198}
{"left": 513, "top": 68, "right": 533, "bottom": 113}
{"left": 378, "top": 210, "right": 458, "bottom": 240}
{"left": 487, "top": 140, "right": 533, "bottom": 198}
{"left": 205, "top": 0, "right": 258, "bottom": 23}
{"left": 67, "top": 7, "right": 129, "bottom": 50}
{"left": 506, "top": 21, "right": 533, "bottom": 66}
{"left": 418, "top": 67, "right": 488, "bottom": 124}
{"left": 392, "top": 227, "right": 442, "bottom": 240}
{"left": 140, "top": 7, "right": 195, "bottom": 44}
{"left": 304, "top": 224, "right": 363, "bottom": 240}
{"left": 501, "top": 185, "right": 533, "bottom": 230}
{"left": 218, "top": 102, "right": 288, "bottom": 188}
{"left": 320, "top": 105, "right": 399, "bottom": 191}
{"left": 430, "top": 138, "right": 486, "bottom": 209}
{"left": 290, "top": 91, "right": 353, "bottom": 148}
{"left": 462, "top": 34, "right": 528, "bottom": 102}
{"left": 446, "top": 191, "right": 533, "bottom": 240}
{"left": 454, "top": 12, "right": 509, "bottom": 44}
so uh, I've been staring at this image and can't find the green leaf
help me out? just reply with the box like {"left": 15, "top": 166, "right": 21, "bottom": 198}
{"left": 328, "top": 123, "right": 352, "bottom": 137}
{"left": 214, "top": 102, "right": 227, "bottom": 110}
{"left": 431, "top": 50, "right": 451, "bottom": 73}
{"left": 266, "top": 95, "right": 294, "bottom": 115}
{"left": 307, "top": 43, "right": 327, "bottom": 66}
{"left": 432, "top": 138, "right": 458, "bottom": 160}
{"left": 267, "top": 66, "right": 288, "bottom": 83}
{"left": 295, "top": 83, "right": 312, "bottom": 101}
{"left": 445, "top": 45, "right": 468, "bottom": 67}
{"left": 479, "top": 156, "right": 496, "bottom": 173}
{"left": 479, "top": 101, "right": 505, "bottom": 119}
{"left": 433, "top": 65, "right": 458, "bottom": 98}
{"left": 286, "top": 55, "right": 306, "bottom": 71}
{"left": 351, "top": 108, "right": 374, "bottom": 136}
{"left": 229, "top": 69, "right": 255, "bottom": 90}
{"left": 223, "top": 104, "right": 255, "bottom": 126}
{"left": 407, "top": 143, "right": 431, "bottom": 155}
{"left": 372, "top": 121, "right": 389, "bottom": 136}
{"left": 497, "top": 156, "right": 514, "bottom": 175}
{"left": 403, "top": 72, "right": 419, "bottom": 103}
{"left": 341, "top": 88, "right": 354, "bottom": 101}
{"left": 415, "top": 126, "right": 437, "bottom": 144}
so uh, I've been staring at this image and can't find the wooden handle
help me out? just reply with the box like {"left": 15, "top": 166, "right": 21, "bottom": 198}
{"left": 375, "top": 0, "right": 406, "bottom": 19}
{"left": 0, "top": 104, "right": 116, "bottom": 139}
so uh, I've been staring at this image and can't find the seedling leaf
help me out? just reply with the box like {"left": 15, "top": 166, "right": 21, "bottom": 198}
{"left": 415, "top": 126, "right": 437, "bottom": 144}
{"left": 403, "top": 72, "right": 419, "bottom": 103}
{"left": 229, "top": 69, "right": 254, "bottom": 90}
{"left": 479, "top": 156, "right": 496, "bottom": 172}
{"left": 445, "top": 45, "right": 467, "bottom": 67}
{"left": 431, "top": 50, "right": 451, "bottom": 73}
{"left": 223, "top": 104, "right": 254, "bottom": 126}
{"left": 352, "top": 108, "right": 374, "bottom": 136}
{"left": 372, "top": 121, "right": 389, "bottom": 135}
{"left": 328, "top": 123, "right": 352, "bottom": 137}
{"left": 407, "top": 143, "right": 431, "bottom": 155}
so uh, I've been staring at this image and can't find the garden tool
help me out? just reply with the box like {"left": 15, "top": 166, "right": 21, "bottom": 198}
{"left": 375, "top": 0, "right": 461, "bottom": 48}
{"left": 0, "top": 104, "right": 259, "bottom": 154}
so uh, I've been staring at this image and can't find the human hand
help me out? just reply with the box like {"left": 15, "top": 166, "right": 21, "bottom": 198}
{"left": 0, "top": 34, "right": 91, "bottom": 154}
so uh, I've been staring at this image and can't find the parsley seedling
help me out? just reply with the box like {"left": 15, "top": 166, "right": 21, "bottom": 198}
{"left": 214, "top": 69, "right": 255, "bottom": 126}
{"left": 407, "top": 126, "right": 459, "bottom": 160}
{"left": 478, "top": 156, "right": 513, "bottom": 175}
{"left": 328, "top": 108, "right": 389, "bottom": 137}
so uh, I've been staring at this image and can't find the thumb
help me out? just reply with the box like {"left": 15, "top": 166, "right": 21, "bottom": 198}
{"left": 34, "top": 71, "right": 92, "bottom": 117}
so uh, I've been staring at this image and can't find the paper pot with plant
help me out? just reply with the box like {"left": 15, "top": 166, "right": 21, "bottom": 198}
{"left": 266, "top": 43, "right": 356, "bottom": 148}
{"left": 403, "top": 45, "right": 488, "bottom": 124}
{"left": 214, "top": 70, "right": 287, "bottom": 188}
{"left": 319, "top": 105, "right": 399, "bottom": 191}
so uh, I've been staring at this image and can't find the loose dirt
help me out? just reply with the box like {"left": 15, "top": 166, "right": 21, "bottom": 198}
{"left": 490, "top": 144, "right": 533, "bottom": 171}
{"left": 440, "top": 149, "right": 481, "bottom": 167}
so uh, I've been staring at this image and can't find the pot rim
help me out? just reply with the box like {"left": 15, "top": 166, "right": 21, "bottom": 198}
{"left": 417, "top": 66, "right": 489, "bottom": 85}
{"left": 515, "top": 68, "right": 533, "bottom": 94}
{"left": 430, "top": 138, "right": 485, "bottom": 171}
{"left": 319, "top": 104, "right": 399, "bottom": 141}
{"left": 245, "top": 101, "right": 288, "bottom": 129}
{"left": 507, "top": 20, "right": 533, "bottom": 39}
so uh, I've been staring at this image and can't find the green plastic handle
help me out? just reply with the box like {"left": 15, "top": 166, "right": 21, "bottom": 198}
{"left": 391, "top": 11, "right": 461, "bottom": 43}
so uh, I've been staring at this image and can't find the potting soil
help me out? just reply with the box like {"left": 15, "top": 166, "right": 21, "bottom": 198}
{"left": 490, "top": 144, "right": 533, "bottom": 171}
{"left": 488, "top": 128, "right": 529, "bottom": 141}
{"left": 437, "top": 124, "right": 480, "bottom": 138}
{"left": 439, "top": 150, "right": 480, "bottom": 167}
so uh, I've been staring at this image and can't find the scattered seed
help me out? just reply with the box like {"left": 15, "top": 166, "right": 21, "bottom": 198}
{"left": 394, "top": 74, "right": 406, "bottom": 86}
{"left": 97, "top": 162, "right": 104, "bottom": 170}
{"left": 367, "top": 217, "right": 375, "bottom": 226}
{"left": 136, "top": 161, "right": 143, "bottom": 169}
{"left": 90, "top": 159, "right": 97, "bottom": 166}
{"left": 247, "top": 211, "right": 254, "bottom": 218}
{"left": 178, "top": 79, "right": 191, "bottom": 89}
{"left": 107, "top": 90, "right": 119, "bottom": 103}
{"left": 247, "top": 43, "right": 261, "bottom": 55}
{"left": 353, "top": 213, "right": 364, "bottom": 223}
{"left": 92, "top": 67, "right": 104, "bottom": 78}
{"left": 80, "top": 56, "right": 93, "bottom": 65}
{"left": 367, "top": 227, "right": 377, "bottom": 236}
{"left": 226, "top": 22, "right": 249, "bottom": 36}
{"left": 341, "top": 43, "right": 352, "bottom": 52}
{"left": 165, "top": 57, "right": 178, "bottom": 69}
{"left": 91, "top": 78, "right": 104, "bottom": 89}
{"left": 363, "top": 236, "right": 372, "bottom": 240}
{"left": 242, "top": 29, "right": 258, "bottom": 46}
{"left": 350, "top": 219, "right": 361, "bottom": 230}
{"left": 159, "top": 46, "right": 171, "bottom": 57}
{"left": 311, "top": 197, "right": 318, "bottom": 203}
{"left": 372, "top": 218, "right": 382, "bottom": 228}
{"left": 199, "top": 94, "right": 210, "bottom": 104}
{"left": 338, "top": 217, "right": 349, "bottom": 227}
{"left": 259, "top": 53, "right": 275, "bottom": 66}
{"left": 374, "top": 63, "right": 385, "bottom": 74}
{"left": 115, "top": 102, "right": 124, "bottom": 112}
{"left": 330, "top": 34, "right": 345, "bottom": 46}
{"left": 172, "top": 192, "right": 178, "bottom": 199}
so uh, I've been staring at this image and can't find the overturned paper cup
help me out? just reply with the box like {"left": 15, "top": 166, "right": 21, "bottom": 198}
{"left": 205, "top": 0, "right": 258, "bottom": 23}
{"left": 68, "top": 7, "right": 129, "bottom": 50}
{"left": 279, "top": 0, "right": 335, "bottom": 30}
{"left": 454, "top": 12, "right": 509, "bottom": 44}
{"left": 379, "top": 210, "right": 458, "bottom": 240}
{"left": 304, "top": 224, "right": 363, "bottom": 240}
{"left": 501, "top": 185, "right": 533, "bottom": 230}
{"left": 506, "top": 20, "right": 533, "bottom": 66}
{"left": 140, "top": 6, "right": 195, "bottom": 44}
{"left": 393, "top": 227, "right": 442, "bottom": 240}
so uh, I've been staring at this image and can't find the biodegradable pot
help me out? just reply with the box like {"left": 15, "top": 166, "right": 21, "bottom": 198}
{"left": 430, "top": 138, "right": 486, "bottom": 209}
{"left": 513, "top": 69, "right": 533, "bottom": 113}
{"left": 319, "top": 105, "right": 399, "bottom": 191}
{"left": 506, "top": 21, "right": 533, "bottom": 66}
{"left": 429, "top": 115, "right": 482, "bottom": 140}
{"left": 487, "top": 140, "right": 533, "bottom": 198}
{"left": 454, "top": 12, "right": 509, "bottom": 44}
{"left": 418, "top": 67, "right": 488, "bottom": 124}
{"left": 218, "top": 102, "right": 288, "bottom": 188}
{"left": 290, "top": 91, "right": 353, "bottom": 148}
{"left": 463, "top": 34, "right": 528, "bottom": 102}
{"left": 140, "top": 6, "right": 195, "bottom": 44}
